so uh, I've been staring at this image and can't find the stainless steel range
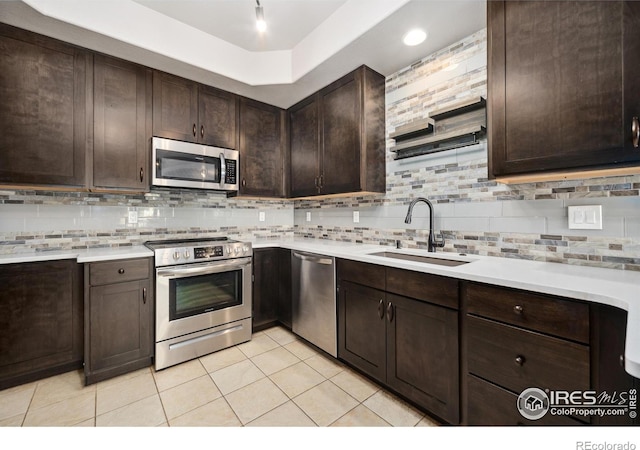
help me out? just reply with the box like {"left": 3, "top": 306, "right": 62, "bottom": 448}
{"left": 145, "top": 237, "right": 252, "bottom": 370}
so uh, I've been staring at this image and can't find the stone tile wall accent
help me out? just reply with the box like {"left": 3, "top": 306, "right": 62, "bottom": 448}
{"left": 0, "top": 188, "right": 293, "bottom": 254}
{"left": 294, "top": 28, "right": 640, "bottom": 271}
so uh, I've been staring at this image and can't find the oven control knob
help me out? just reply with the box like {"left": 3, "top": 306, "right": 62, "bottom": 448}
{"left": 184, "top": 250, "right": 190, "bottom": 259}
{"left": 234, "top": 247, "right": 240, "bottom": 255}
{"left": 173, "top": 251, "right": 180, "bottom": 261}
{"left": 243, "top": 246, "right": 250, "bottom": 254}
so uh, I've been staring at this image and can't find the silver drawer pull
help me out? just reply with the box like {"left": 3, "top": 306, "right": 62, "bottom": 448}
{"left": 515, "top": 355, "right": 525, "bottom": 366}
{"left": 513, "top": 305, "right": 524, "bottom": 314}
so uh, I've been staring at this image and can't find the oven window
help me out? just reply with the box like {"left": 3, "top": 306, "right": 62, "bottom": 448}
{"left": 169, "top": 270, "right": 242, "bottom": 321}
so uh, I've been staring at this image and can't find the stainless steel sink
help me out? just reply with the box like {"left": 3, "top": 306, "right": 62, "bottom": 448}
{"left": 368, "top": 251, "right": 471, "bottom": 267}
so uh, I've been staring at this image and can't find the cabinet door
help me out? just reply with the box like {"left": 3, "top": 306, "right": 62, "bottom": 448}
{"left": 289, "top": 95, "right": 320, "bottom": 197}
{"left": 277, "top": 248, "right": 292, "bottom": 329}
{"left": 252, "top": 248, "right": 280, "bottom": 331}
{"left": 152, "top": 71, "right": 198, "bottom": 142}
{"left": 489, "top": 1, "right": 640, "bottom": 177}
{"left": 198, "top": 85, "right": 238, "bottom": 149}
{"left": 93, "top": 55, "right": 151, "bottom": 192}
{"left": 320, "top": 71, "right": 361, "bottom": 195}
{"left": 87, "top": 280, "right": 152, "bottom": 379}
{"left": 0, "top": 260, "right": 82, "bottom": 390}
{"left": 239, "top": 98, "right": 284, "bottom": 197}
{"left": 386, "top": 293, "right": 460, "bottom": 424}
{"left": 592, "top": 305, "right": 638, "bottom": 425}
{"left": 338, "top": 281, "right": 387, "bottom": 383}
{"left": 0, "top": 24, "right": 89, "bottom": 187}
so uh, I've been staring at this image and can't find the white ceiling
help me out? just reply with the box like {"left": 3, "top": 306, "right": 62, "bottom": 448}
{"left": 0, "top": 0, "right": 486, "bottom": 108}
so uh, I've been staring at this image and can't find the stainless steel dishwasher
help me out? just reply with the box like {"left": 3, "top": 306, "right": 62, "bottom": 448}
{"left": 291, "top": 251, "right": 337, "bottom": 357}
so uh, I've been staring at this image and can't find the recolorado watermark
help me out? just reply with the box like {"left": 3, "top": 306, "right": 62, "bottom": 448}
{"left": 516, "top": 387, "right": 637, "bottom": 421}
{"left": 576, "top": 443, "right": 636, "bottom": 450}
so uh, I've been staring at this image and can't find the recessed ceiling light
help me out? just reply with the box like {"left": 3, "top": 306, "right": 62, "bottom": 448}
{"left": 403, "top": 29, "right": 427, "bottom": 46}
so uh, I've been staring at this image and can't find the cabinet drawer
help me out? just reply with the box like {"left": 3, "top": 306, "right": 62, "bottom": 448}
{"left": 386, "top": 267, "right": 458, "bottom": 309}
{"left": 337, "top": 259, "right": 385, "bottom": 290}
{"left": 464, "top": 283, "right": 589, "bottom": 343}
{"left": 467, "top": 316, "right": 590, "bottom": 395}
{"left": 466, "top": 375, "right": 584, "bottom": 426}
{"left": 89, "top": 258, "right": 151, "bottom": 286}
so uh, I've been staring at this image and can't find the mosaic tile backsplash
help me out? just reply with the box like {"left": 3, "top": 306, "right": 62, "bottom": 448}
{"left": 293, "top": 28, "right": 640, "bottom": 271}
{"left": 1, "top": 28, "right": 639, "bottom": 270}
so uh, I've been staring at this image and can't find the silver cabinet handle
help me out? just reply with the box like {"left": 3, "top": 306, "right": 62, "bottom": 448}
{"left": 292, "top": 252, "right": 333, "bottom": 265}
{"left": 378, "top": 299, "right": 384, "bottom": 320}
{"left": 192, "top": 123, "right": 197, "bottom": 137}
{"left": 633, "top": 117, "right": 639, "bottom": 148}
{"left": 386, "top": 302, "right": 394, "bottom": 322}
{"left": 143, "top": 287, "right": 147, "bottom": 304}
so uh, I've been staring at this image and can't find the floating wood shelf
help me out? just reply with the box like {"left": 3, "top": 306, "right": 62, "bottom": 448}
{"left": 390, "top": 97, "right": 486, "bottom": 160}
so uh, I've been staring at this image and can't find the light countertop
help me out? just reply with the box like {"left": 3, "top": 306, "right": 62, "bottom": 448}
{"left": 3, "top": 237, "right": 640, "bottom": 378}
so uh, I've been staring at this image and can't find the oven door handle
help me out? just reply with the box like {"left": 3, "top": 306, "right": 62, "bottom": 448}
{"left": 157, "top": 258, "right": 251, "bottom": 278}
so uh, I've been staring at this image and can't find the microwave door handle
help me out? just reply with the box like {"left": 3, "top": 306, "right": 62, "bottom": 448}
{"left": 219, "top": 153, "right": 226, "bottom": 186}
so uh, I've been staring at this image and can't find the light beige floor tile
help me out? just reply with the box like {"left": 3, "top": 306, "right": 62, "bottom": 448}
{"left": 363, "top": 390, "right": 423, "bottom": 426}
{"left": 23, "top": 390, "right": 95, "bottom": 426}
{"left": 269, "top": 361, "right": 325, "bottom": 398}
{"left": 0, "top": 382, "right": 35, "bottom": 421}
{"left": 159, "top": 375, "right": 222, "bottom": 420}
{"left": 293, "top": 380, "right": 359, "bottom": 426}
{"left": 210, "top": 359, "right": 265, "bottom": 395}
{"left": 29, "top": 369, "right": 93, "bottom": 410}
{"left": 416, "top": 415, "right": 440, "bottom": 427}
{"left": 304, "top": 353, "right": 344, "bottom": 379}
{"left": 96, "top": 372, "right": 158, "bottom": 415}
{"left": 169, "top": 397, "right": 241, "bottom": 427}
{"left": 225, "top": 378, "right": 288, "bottom": 425}
{"left": 0, "top": 414, "right": 24, "bottom": 427}
{"left": 152, "top": 359, "right": 207, "bottom": 392}
{"left": 246, "top": 401, "right": 316, "bottom": 427}
{"left": 199, "top": 346, "right": 247, "bottom": 373}
{"left": 330, "top": 404, "right": 390, "bottom": 427}
{"left": 96, "top": 367, "right": 151, "bottom": 390}
{"left": 96, "top": 394, "right": 166, "bottom": 427}
{"left": 262, "top": 326, "right": 298, "bottom": 346}
{"left": 74, "top": 418, "right": 95, "bottom": 427}
{"left": 251, "top": 346, "right": 300, "bottom": 376}
{"left": 330, "top": 369, "right": 380, "bottom": 402}
{"left": 237, "top": 334, "right": 279, "bottom": 358}
{"left": 284, "top": 340, "right": 318, "bottom": 360}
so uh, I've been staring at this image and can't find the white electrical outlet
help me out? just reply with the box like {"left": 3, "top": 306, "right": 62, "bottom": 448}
{"left": 259, "top": 211, "right": 266, "bottom": 222}
{"left": 128, "top": 210, "right": 138, "bottom": 224}
{"left": 353, "top": 211, "right": 360, "bottom": 223}
{"left": 568, "top": 205, "right": 602, "bottom": 230}
{"left": 306, "top": 212, "right": 311, "bottom": 222}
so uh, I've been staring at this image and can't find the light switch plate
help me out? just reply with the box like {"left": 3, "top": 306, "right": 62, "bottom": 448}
{"left": 306, "top": 212, "right": 311, "bottom": 222}
{"left": 259, "top": 211, "right": 266, "bottom": 222}
{"left": 568, "top": 205, "right": 602, "bottom": 230}
{"left": 128, "top": 210, "right": 138, "bottom": 224}
{"left": 353, "top": 211, "right": 360, "bottom": 223}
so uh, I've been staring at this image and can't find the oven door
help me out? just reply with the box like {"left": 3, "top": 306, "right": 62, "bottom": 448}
{"left": 155, "top": 257, "right": 252, "bottom": 342}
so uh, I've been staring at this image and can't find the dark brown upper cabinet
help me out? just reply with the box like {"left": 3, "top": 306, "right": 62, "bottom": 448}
{"left": 0, "top": 23, "right": 91, "bottom": 188}
{"left": 92, "top": 54, "right": 152, "bottom": 193}
{"left": 488, "top": 1, "right": 640, "bottom": 181}
{"left": 239, "top": 98, "right": 285, "bottom": 197}
{"left": 153, "top": 71, "right": 238, "bottom": 149}
{"left": 288, "top": 65, "right": 386, "bottom": 198}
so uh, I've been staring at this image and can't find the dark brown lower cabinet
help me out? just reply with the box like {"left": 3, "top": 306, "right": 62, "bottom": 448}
{"left": 0, "top": 260, "right": 83, "bottom": 390}
{"left": 252, "top": 248, "right": 292, "bottom": 332}
{"left": 337, "top": 260, "right": 460, "bottom": 424}
{"left": 84, "top": 258, "right": 153, "bottom": 385}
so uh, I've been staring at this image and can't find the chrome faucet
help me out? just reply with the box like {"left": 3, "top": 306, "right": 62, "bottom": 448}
{"left": 404, "top": 197, "right": 445, "bottom": 252}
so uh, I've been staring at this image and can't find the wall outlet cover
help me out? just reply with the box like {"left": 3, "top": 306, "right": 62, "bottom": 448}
{"left": 128, "top": 210, "right": 138, "bottom": 224}
{"left": 306, "top": 212, "right": 311, "bottom": 222}
{"left": 259, "top": 211, "right": 266, "bottom": 222}
{"left": 568, "top": 205, "right": 602, "bottom": 230}
{"left": 353, "top": 211, "right": 360, "bottom": 223}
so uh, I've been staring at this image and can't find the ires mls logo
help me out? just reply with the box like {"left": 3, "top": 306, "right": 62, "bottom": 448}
{"left": 517, "top": 388, "right": 637, "bottom": 420}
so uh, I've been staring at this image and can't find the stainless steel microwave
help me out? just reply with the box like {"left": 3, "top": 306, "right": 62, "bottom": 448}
{"left": 151, "top": 137, "right": 239, "bottom": 192}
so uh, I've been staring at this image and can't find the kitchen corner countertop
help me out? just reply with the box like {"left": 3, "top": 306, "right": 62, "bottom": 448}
{"left": 0, "top": 245, "right": 153, "bottom": 265}
{"left": 253, "top": 238, "right": 640, "bottom": 379}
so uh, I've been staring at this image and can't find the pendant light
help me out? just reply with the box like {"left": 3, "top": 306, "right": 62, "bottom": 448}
{"left": 256, "top": 0, "right": 266, "bottom": 32}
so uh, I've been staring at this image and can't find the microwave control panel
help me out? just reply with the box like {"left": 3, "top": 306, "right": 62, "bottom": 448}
{"left": 225, "top": 160, "right": 237, "bottom": 184}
